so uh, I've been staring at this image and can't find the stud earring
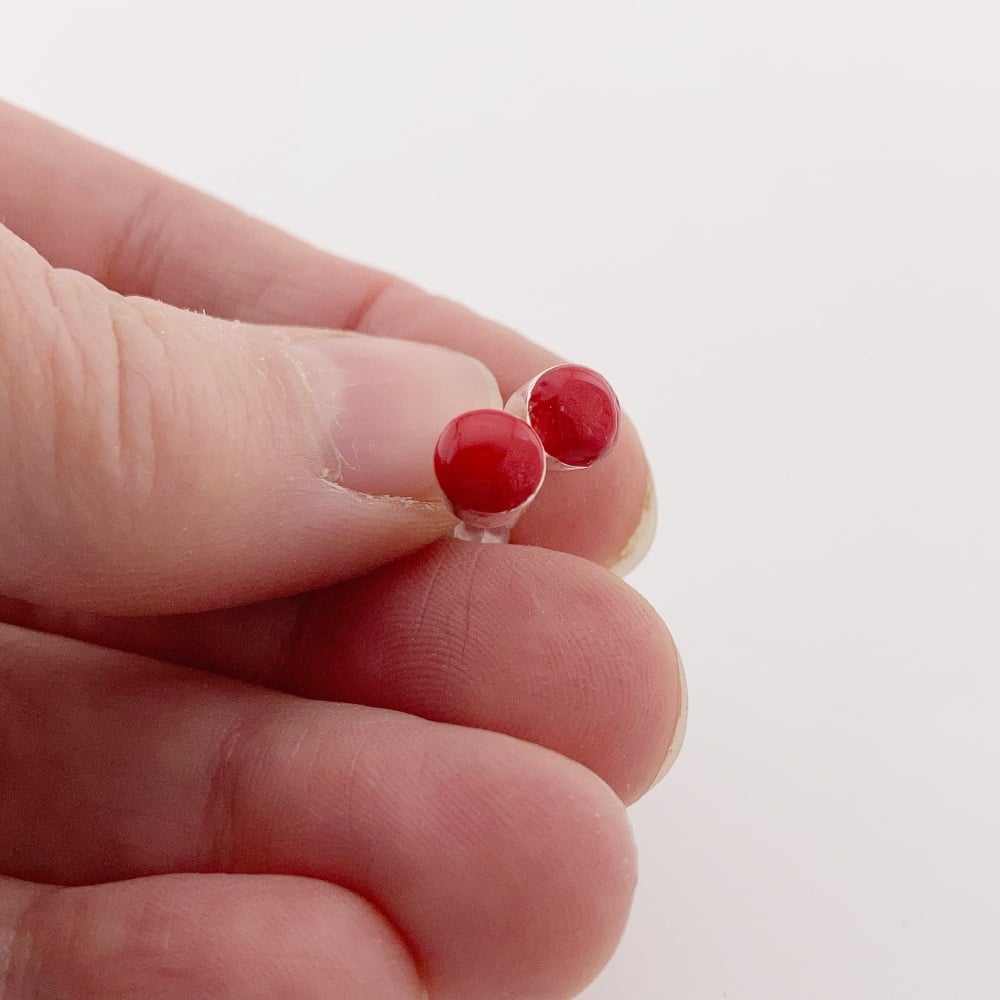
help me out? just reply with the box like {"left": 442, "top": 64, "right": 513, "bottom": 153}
{"left": 504, "top": 364, "right": 620, "bottom": 470}
{"left": 434, "top": 408, "right": 546, "bottom": 543}
{"left": 434, "top": 365, "right": 620, "bottom": 544}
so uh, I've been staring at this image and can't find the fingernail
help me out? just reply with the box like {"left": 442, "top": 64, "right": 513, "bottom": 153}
{"left": 608, "top": 472, "right": 657, "bottom": 576}
{"left": 651, "top": 644, "right": 687, "bottom": 788}
{"left": 292, "top": 335, "right": 502, "bottom": 498}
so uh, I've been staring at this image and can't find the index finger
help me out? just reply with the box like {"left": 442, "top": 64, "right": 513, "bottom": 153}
{"left": 0, "top": 102, "right": 653, "bottom": 567}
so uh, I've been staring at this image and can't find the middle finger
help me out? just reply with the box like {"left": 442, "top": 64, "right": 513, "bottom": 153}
{"left": 2, "top": 543, "right": 683, "bottom": 802}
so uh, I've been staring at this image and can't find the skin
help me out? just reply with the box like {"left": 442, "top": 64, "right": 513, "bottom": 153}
{"left": 0, "top": 103, "right": 683, "bottom": 1000}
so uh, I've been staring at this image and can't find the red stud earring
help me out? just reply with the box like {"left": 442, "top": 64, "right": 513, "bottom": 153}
{"left": 434, "top": 408, "right": 546, "bottom": 543}
{"left": 434, "top": 364, "right": 620, "bottom": 544}
{"left": 504, "top": 364, "right": 620, "bottom": 470}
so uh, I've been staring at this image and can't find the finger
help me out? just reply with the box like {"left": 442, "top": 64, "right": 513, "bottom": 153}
{"left": 0, "top": 223, "right": 500, "bottom": 615}
{"left": 2, "top": 543, "right": 684, "bottom": 801}
{"left": 0, "top": 543, "right": 683, "bottom": 802}
{"left": 0, "top": 625, "right": 636, "bottom": 1000}
{"left": 296, "top": 542, "right": 686, "bottom": 800}
{"left": 0, "top": 101, "right": 653, "bottom": 569}
{"left": 0, "top": 873, "right": 423, "bottom": 999}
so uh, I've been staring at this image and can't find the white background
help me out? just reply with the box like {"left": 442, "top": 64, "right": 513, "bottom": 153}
{"left": 3, "top": 2, "right": 999, "bottom": 997}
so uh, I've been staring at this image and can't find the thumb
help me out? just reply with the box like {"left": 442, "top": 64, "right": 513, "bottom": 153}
{"left": 0, "top": 225, "right": 499, "bottom": 614}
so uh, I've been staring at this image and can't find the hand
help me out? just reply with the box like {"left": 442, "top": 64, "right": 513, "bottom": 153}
{"left": 0, "top": 103, "right": 684, "bottom": 1000}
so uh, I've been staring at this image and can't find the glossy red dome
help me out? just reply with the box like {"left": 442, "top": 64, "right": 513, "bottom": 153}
{"left": 434, "top": 409, "right": 546, "bottom": 515}
{"left": 527, "top": 365, "right": 620, "bottom": 468}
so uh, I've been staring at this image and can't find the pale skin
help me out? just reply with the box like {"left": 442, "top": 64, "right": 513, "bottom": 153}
{"left": 0, "top": 102, "right": 684, "bottom": 999}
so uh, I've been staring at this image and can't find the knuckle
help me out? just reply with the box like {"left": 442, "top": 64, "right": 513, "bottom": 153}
{"left": 0, "top": 247, "right": 196, "bottom": 592}
{"left": 43, "top": 269, "right": 171, "bottom": 507}
{"left": 198, "top": 709, "right": 262, "bottom": 872}
{"left": 100, "top": 177, "right": 183, "bottom": 297}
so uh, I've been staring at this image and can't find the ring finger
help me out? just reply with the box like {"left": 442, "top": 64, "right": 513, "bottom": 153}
{"left": 0, "top": 622, "right": 635, "bottom": 1000}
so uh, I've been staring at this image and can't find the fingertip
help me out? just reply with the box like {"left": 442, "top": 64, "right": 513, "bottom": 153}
{"left": 609, "top": 469, "right": 658, "bottom": 576}
{"left": 408, "top": 731, "right": 638, "bottom": 1000}
{"left": 648, "top": 640, "right": 688, "bottom": 791}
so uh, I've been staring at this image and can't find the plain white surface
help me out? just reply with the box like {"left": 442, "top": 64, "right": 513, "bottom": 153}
{"left": 3, "top": 3, "right": 999, "bottom": 997}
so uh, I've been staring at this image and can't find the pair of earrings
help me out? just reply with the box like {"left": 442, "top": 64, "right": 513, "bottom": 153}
{"left": 434, "top": 364, "right": 621, "bottom": 543}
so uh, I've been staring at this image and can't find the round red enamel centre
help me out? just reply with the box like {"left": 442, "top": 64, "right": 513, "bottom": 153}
{"left": 434, "top": 410, "right": 546, "bottom": 515}
{"left": 528, "top": 365, "right": 621, "bottom": 467}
